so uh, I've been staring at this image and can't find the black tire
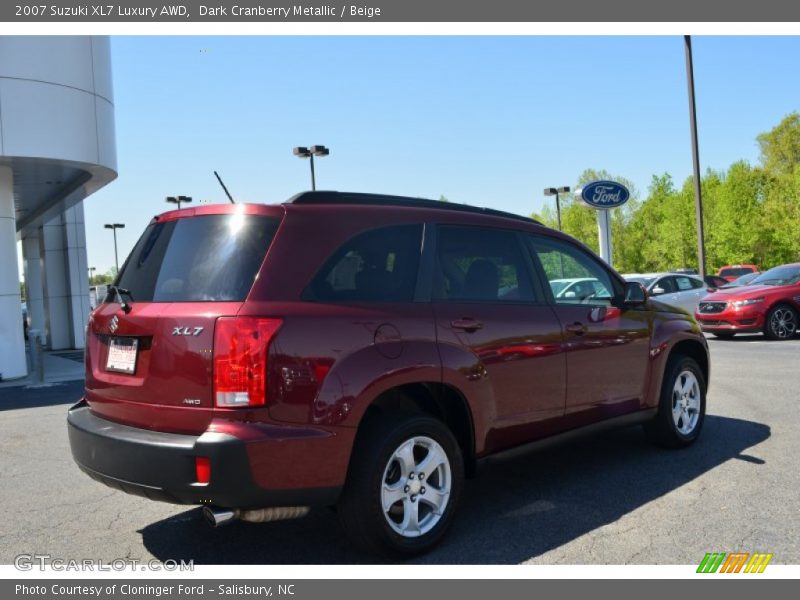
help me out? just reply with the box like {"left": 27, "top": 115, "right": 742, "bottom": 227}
{"left": 711, "top": 332, "right": 735, "bottom": 339}
{"left": 644, "top": 355, "right": 706, "bottom": 448}
{"left": 763, "top": 303, "right": 798, "bottom": 340}
{"left": 338, "top": 412, "right": 464, "bottom": 558}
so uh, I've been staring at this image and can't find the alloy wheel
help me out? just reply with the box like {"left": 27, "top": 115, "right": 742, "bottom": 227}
{"left": 672, "top": 370, "right": 701, "bottom": 435}
{"left": 769, "top": 307, "right": 797, "bottom": 339}
{"left": 380, "top": 436, "right": 451, "bottom": 538}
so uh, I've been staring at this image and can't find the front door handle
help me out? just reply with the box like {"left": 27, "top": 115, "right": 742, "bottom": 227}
{"left": 565, "top": 322, "right": 588, "bottom": 335}
{"left": 451, "top": 318, "right": 483, "bottom": 332}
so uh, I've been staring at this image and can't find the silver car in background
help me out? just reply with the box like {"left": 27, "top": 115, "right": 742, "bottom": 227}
{"left": 623, "top": 272, "right": 709, "bottom": 315}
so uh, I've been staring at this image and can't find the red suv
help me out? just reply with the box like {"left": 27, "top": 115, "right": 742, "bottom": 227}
{"left": 68, "top": 192, "right": 710, "bottom": 557}
{"left": 696, "top": 263, "right": 800, "bottom": 340}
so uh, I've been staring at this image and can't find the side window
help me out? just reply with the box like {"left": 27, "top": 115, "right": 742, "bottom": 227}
{"left": 655, "top": 277, "right": 676, "bottom": 294}
{"left": 526, "top": 235, "right": 617, "bottom": 306}
{"left": 675, "top": 276, "right": 695, "bottom": 292}
{"left": 689, "top": 277, "right": 705, "bottom": 290}
{"left": 434, "top": 226, "right": 536, "bottom": 303}
{"left": 306, "top": 224, "right": 423, "bottom": 302}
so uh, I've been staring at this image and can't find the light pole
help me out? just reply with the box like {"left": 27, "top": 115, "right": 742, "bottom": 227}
{"left": 88, "top": 266, "right": 96, "bottom": 283}
{"left": 544, "top": 186, "right": 570, "bottom": 231}
{"left": 104, "top": 223, "right": 125, "bottom": 273}
{"left": 293, "top": 145, "right": 330, "bottom": 190}
{"left": 166, "top": 195, "right": 192, "bottom": 209}
{"left": 684, "top": 35, "right": 707, "bottom": 278}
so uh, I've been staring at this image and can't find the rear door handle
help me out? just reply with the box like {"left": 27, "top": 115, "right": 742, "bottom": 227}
{"left": 451, "top": 318, "right": 483, "bottom": 332}
{"left": 565, "top": 322, "right": 588, "bottom": 335}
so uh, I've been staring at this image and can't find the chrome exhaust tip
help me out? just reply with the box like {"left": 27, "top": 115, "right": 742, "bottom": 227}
{"left": 202, "top": 505, "right": 310, "bottom": 527}
{"left": 202, "top": 506, "right": 236, "bottom": 527}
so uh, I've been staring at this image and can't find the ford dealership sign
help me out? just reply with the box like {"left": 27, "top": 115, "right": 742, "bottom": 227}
{"left": 580, "top": 180, "right": 630, "bottom": 209}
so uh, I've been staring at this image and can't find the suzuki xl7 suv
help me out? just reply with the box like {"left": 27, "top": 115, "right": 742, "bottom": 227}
{"left": 68, "top": 192, "right": 709, "bottom": 557}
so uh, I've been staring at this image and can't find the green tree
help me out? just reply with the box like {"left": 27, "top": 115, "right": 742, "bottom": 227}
{"left": 757, "top": 112, "right": 800, "bottom": 177}
{"left": 759, "top": 164, "right": 800, "bottom": 265}
{"left": 90, "top": 268, "right": 116, "bottom": 286}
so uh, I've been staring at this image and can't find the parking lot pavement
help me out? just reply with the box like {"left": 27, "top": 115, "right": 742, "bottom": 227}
{"left": 0, "top": 335, "right": 798, "bottom": 565}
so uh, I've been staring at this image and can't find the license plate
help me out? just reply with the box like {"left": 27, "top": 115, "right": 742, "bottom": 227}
{"left": 106, "top": 337, "right": 139, "bottom": 375}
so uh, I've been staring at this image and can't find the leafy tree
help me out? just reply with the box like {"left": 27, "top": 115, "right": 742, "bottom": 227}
{"left": 90, "top": 268, "right": 116, "bottom": 286}
{"left": 757, "top": 112, "right": 800, "bottom": 177}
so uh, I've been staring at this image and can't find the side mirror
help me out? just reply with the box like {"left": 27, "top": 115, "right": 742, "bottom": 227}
{"left": 623, "top": 281, "right": 647, "bottom": 305}
{"left": 564, "top": 291, "right": 576, "bottom": 298}
{"left": 707, "top": 287, "right": 717, "bottom": 293}
{"left": 651, "top": 286, "right": 665, "bottom": 295}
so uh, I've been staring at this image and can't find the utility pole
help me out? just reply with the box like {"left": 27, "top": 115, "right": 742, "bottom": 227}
{"left": 684, "top": 35, "right": 707, "bottom": 278}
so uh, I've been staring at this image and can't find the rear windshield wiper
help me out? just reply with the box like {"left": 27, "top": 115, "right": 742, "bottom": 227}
{"left": 108, "top": 285, "right": 134, "bottom": 313}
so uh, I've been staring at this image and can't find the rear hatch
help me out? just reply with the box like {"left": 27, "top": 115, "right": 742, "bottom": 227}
{"left": 85, "top": 205, "right": 282, "bottom": 433}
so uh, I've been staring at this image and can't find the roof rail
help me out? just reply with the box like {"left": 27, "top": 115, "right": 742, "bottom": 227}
{"left": 286, "top": 191, "right": 541, "bottom": 225}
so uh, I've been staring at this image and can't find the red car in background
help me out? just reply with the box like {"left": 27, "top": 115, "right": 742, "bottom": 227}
{"left": 696, "top": 263, "right": 800, "bottom": 340}
{"left": 717, "top": 264, "right": 759, "bottom": 282}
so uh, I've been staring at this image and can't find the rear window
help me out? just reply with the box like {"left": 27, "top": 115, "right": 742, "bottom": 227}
{"left": 114, "top": 214, "right": 280, "bottom": 302}
{"left": 719, "top": 267, "right": 755, "bottom": 278}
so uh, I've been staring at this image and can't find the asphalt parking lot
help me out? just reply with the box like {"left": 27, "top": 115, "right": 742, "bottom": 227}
{"left": 0, "top": 334, "right": 797, "bottom": 565}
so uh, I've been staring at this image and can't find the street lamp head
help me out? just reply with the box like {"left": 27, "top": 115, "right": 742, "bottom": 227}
{"left": 177, "top": 196, "right": 192, "bottom": 204}
{"left": 113, "top": 223, "right": 125, "bottom": 229}
{"left": 310, "top": 145, "right": 329, "bottom": 157}
{"left": 543, "top": 188, "right": 558, "bottom": 196}
{"left": 166, "top": 196, "right": 178, "bottom": 204}
{"left": 557, "top": 186, "right": 571, "bottom": 194}
{"left": 104, "top": 224, "right": 114, "bottom": 229}
{"left": 293, "top": 146, "right": 311, "bottom": 158}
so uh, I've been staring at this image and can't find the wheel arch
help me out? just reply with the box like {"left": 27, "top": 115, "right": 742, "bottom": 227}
{"left": 667, "top": 339, "right": 710, "bottom": 390}
{"left": 355, "top": 382, "right": 478, "bottom": 477}
{"left": 764, "top": 300, "right": 799, "bottom": 339}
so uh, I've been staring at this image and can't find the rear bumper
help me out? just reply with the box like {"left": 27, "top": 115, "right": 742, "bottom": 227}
{"left": 67, "top": 400, "right": 341, "bottom": 508}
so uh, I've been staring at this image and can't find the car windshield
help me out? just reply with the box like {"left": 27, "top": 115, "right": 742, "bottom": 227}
{"left": 749, "top": 266, "right": 800, "bottom": 287}
{"left": 625, "top": 276, "right": 656, "bottom": 289}
{"left": 728, "top": 272, "right": 759, "bottom": 286}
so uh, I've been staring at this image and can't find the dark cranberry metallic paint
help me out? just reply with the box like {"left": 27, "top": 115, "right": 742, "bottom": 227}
{"left": 73, "top": 198, "right": 710, "bottom": 509}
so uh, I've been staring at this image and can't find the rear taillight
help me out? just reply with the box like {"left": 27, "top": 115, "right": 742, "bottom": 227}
{"left": 213, "top": 317, "right": 282, "bottom": 408}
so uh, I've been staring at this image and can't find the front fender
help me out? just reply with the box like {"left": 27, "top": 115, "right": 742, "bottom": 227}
{"left": 645, "top": 311, "right": 709, "bottom": 408}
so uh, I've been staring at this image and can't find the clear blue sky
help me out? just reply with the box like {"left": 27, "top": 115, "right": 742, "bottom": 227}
{"left": 52, "top": 36, "right": 800, "bottom": 276}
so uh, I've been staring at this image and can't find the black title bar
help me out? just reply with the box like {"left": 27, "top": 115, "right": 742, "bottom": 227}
{"left": 3, "top": 0, "right": 800, "bottom": 22}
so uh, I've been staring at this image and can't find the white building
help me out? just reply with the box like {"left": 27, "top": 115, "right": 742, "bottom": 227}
{"left": 0, "top": 36, "right": 117, "bottom": 380}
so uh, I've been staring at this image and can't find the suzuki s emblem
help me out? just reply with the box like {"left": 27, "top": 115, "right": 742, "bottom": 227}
{"left": 109, "top": 315, "right": 119, "bottom": 333}
{"left": 172, "top": 326, "right": 204, "bottom": 336}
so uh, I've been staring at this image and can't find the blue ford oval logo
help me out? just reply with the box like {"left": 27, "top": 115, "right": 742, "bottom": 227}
{"left": 580, "top": 180, "right": 630, "bottom": 209}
